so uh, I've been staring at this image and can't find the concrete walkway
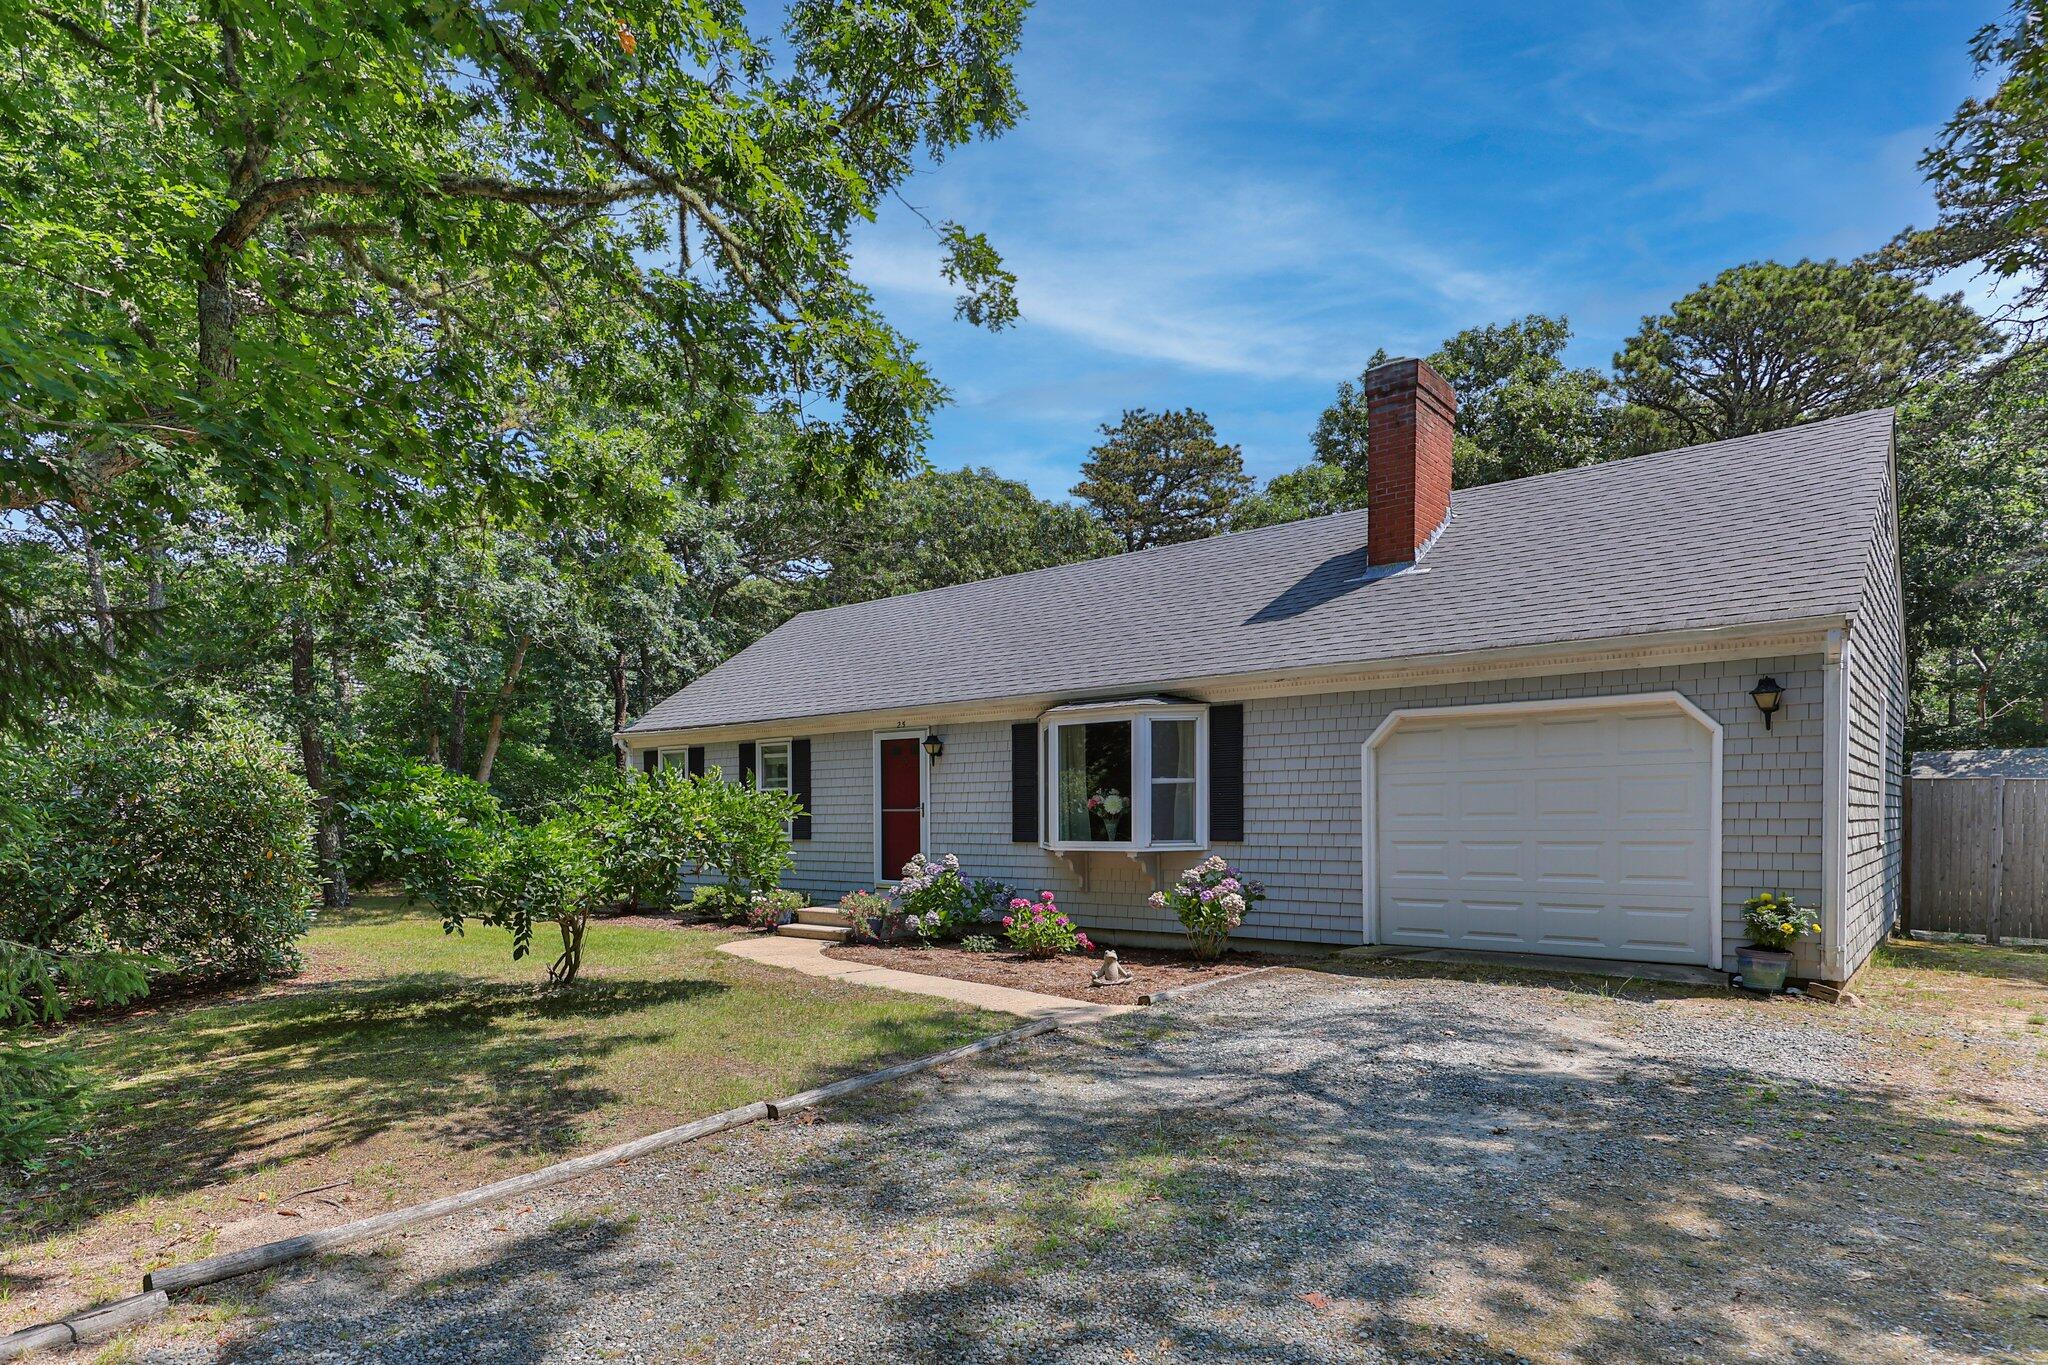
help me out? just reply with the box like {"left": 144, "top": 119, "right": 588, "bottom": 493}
{"left": 717, "top": 935, "right": 1138, "bottom": 1024}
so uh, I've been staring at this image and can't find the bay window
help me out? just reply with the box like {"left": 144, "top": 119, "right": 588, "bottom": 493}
{"left": 1041, "top": 701, "right": 1206, "bottom": 851}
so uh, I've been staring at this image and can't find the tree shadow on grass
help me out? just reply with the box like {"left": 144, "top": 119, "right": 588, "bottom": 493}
{"left": 770, "top": 976, "right": 2047, "bottom": 1362}
{"left": 4, "top": 974, "right": 724, "bottom": 1255}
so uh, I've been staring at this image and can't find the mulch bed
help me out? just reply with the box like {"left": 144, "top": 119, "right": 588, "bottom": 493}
{"left": 821, "top": 941, "right": 1278, "bottom": 1006}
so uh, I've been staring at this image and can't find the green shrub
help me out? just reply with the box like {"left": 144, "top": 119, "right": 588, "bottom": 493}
{"left": 348, "top": 767, "right": 504, "bottom": 931}
{"left": 572, "top": 770, "right": 703, "bottom": 911}
{"left": 0, "top": 717, "right": 319, "bottom": 986}
{"left": 483, "top": 818, "right": 607, "bottom": 985}
{"left": 689, "top": 884, "right": 747, "bottom": 922}
{"left": 0, "top": 717, "right": 307, "bottom": 1166}
{"left": 689, "top": 775, "right": 802, "bottom": 903}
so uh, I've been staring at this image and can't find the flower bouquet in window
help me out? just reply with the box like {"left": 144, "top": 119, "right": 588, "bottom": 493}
{"left": 1087, "top": 788, "right": 1126, "bottom": 841}
{"left": 1150, "top": 855, "right": 1266, "bottom": 960}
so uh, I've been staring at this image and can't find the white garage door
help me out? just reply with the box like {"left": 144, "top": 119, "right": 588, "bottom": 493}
{"left": 1371, "top": 701, "right": 1717, "bottom": 966}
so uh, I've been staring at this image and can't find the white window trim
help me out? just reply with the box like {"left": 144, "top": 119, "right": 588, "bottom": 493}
{"left": 1039, "top": 703, "right": 1208, "bottom": 854}
{"left": 872, "top": 729, "right": 929, "bottom": 883}
{"left": 755, "top": 738, "right": 795, "bottom": 837}
{"left": 1360, "top": 691, "right": 1724, "bottom": 971}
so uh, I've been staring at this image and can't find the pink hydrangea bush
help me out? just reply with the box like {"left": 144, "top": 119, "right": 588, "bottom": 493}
{"left": 1149, "top": 855, "right": 1265, "bottom": 959}
{"left": 1001, "top": 891, "right": 1093, "bottom": 959}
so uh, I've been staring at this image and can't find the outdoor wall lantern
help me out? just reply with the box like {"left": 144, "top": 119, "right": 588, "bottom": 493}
{"left": 1749, "top": 677, "right": 1785, "bottom": 730}
{"left": 922, "top": 733, "right": 945, "bottom": 761}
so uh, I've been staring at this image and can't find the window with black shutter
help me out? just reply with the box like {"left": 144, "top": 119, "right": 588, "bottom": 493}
{"left": 1208, "top": 703, "right": 1244, "bottom": 841}
{"left": 1010, "top": 722, "right": 1039, "bottom": 842}
{"left": 790, "top": 739, "right": 812, "bottom": 840}
{"left": 687, "top": 745, "right": 706, "bottom": 778}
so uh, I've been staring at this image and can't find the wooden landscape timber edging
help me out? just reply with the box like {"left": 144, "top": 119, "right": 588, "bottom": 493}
{"left": 0, "top": 1291, "right": 168, "bottom": 1360}
{"left": 1, "top": 1012, "right": 1069, "bottom": 1356}
{"left": 763, "top": 1016, "right": 1062, "bottom": 1118}
{"left": 1138, "top": 964, "right": 1285, "bottom": 1005}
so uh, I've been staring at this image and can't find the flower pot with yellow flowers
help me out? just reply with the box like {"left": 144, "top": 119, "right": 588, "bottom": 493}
{"left": 1736, "top": 891, "right": 1819, "bottom": 993}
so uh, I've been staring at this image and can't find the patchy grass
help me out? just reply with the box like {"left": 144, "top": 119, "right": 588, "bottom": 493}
{"left": 0, "top": 896, "right": 1010, "bottom": 1329}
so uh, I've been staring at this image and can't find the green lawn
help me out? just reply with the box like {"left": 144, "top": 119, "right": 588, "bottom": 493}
{"left": 1, "top": 897, "right": 1010, "bottom": 1325}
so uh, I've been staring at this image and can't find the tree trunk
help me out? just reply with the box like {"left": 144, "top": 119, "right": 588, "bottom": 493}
{"left": 291, "top": 619, "right": 346, "bottom": 908}
{"left": 448, "top": 683, "right": 470, "bottom": 774}
{"left": 473, "top": 633, "right": 531, "bottom": 785}
{"left": 79, "top": 524, "right": 116, "bottom": 655}
{"left": 610, "top": 646, "right": 630, "bottom": 773}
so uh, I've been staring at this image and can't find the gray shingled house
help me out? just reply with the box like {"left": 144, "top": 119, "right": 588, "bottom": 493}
{"left": 622, "top": 359, "right": 1906, "bottom": 985}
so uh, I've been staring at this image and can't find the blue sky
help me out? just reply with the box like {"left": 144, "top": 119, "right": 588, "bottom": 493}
{"left": 851, "top": 0, "right": 1994, "bottom": 499}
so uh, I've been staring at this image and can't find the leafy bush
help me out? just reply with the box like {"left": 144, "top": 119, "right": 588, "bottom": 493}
{"left": 1150, "top": 855, "right": 1265, "bottom": 960}
{"left": 0, "top": 717, "right": 311, "bottom": 1165}
{"left": 571, "top": 770, "right": 703, "bottom": 911}
{"left": 959, "top": 934, "right": 1002, "bottom": 954}
{"left": 690, "top": 776, "right": 803, "bottom": 903}
{"left": 0, "top": 717, "right": 319, "bottom": 986}
{"left": 1743, "top": 891, "right": 1819, "bottom": 951}
{"left": 349, "top": 767, "right": 504, "bottom": 930}
{"left": 1002, "top": 892, "right": 1093, "bottom": 958}
{"left": 690, "top": 884, "right": 747, "bottom": 922}
{"left": 744, "top": 888, "right": 806, "bottom": 930}
{"left": 894, "top": 856, "right": 1011, "bottom": 941}
{"left": 482, "top": 818, "right": 607, "bottom": 985}
{"left": 337, "top": 746, "right": 504, "bottom": 887}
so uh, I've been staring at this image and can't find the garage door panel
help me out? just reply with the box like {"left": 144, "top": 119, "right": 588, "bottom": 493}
{"left": 1458, "top": 779, "right": 1524, "bottom": 820}
{"left": 1385, "top": 839, "right": 1451, "bottom": 879}
{"left": 1375, "top": 702, "right": 1715, "bottom": 967}
{"left": 1535, "top": 840, "right": 1605, "bottom": 884}
{"left": 1383, "top": 897, "right": 1454, "bottom": 940}
{"left": 1458, "top": 840, "right": 1525, "bottom": 883}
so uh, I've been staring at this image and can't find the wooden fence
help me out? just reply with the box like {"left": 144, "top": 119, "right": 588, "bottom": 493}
{"left": 1905, "top": 776, "right": 2048, "bottom": 942}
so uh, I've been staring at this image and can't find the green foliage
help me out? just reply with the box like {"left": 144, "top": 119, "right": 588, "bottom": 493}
{"left": 483, "top": 818, "right": 607, "bottom": 986}
{"left": 690, "top": 885, "right": 748, "bottom": 923}
{"left": 0, "top": 0, "right": 1028, "bottom": 728}
{"left": 1232, "top": 461, "right": 1360, "bottom": 532}
{"left": 800, "top": 467, "right": 1120, "bottom": 610}
{"left": 1898, "top": 354, "right": 2048, "bottom": 749}
{"left": 1615, "top": 260, "right": 1995, "bottom": 446}
{"left": 1887, "top": 2, "right": 2048, "bottom": 339}
{"left": 0, "top": 1038, "right": 89, "bottom": 1169}
{"left": 1072, "top": 409, "right": 1253, "bottom": 550}
{"left": 347, "top": 763, "right": 505, "bottom": 930}
{"left": 572, "top": 769, "right": 703, "bottom": 912}
{"left": 0, "top": 717, "right": 318, "bottom": 986}
{"left": 1742, "top": 892, "right": 1820, "bottom": 952}
{"left": 688, "top": 774, "right": 803, "bottom": 904}
{"left": 959, "top": 934, "right": 1003, "bottom": 954}
{"left": 1429, "top": 316, "right": 1617, "bottom": 483}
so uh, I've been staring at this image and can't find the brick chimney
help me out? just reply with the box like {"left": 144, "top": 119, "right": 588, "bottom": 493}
{"left": 1363, "top": 357, "right": 1456, "bottom": 567}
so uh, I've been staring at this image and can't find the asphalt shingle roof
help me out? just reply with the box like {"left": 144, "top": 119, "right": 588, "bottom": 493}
{"left": 628, "top": 408, "right": 1896, "bottom": 734}
{"left": 1911, "top": 749, "right": 2048, "bottom": 779}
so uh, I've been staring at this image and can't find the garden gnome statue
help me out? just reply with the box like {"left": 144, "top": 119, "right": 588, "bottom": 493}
{"left": 1091, "top": 950, "right": 1132, "bottom": 987}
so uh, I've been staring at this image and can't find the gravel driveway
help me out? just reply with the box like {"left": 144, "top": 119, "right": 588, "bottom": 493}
{"left": 144, "top": 962, "right": 2047, "bottom": 1364}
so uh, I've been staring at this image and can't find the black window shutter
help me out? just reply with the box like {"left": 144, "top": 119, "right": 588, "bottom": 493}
{"left": 1010, "top": 722, "right": 1039, "bottom": 842}
{"left": 737, "top": 741, "right": 756, "bottom": 787}
{"left": 687, "top": 745, "right": 707, "bottom": 778}
{"left": 1209, "top": 704, "right": 1244, "bottom": 842}
{"left": 790, "top": 739, "right": 812, "bottom": 840}
{"left": 641, "top": 749, "right": 658, "bottom": 773}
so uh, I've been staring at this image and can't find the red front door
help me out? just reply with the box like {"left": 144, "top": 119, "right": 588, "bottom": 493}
{"left": 879, "top": 737, "right": 923, "bottom": 880}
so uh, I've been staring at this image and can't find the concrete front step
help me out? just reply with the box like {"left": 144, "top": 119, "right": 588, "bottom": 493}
{"left": 796, "top": 907, "right": 853, "bottom": 928}
{"left": 777, "top": 922, "right": 850, "bottom": 942}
